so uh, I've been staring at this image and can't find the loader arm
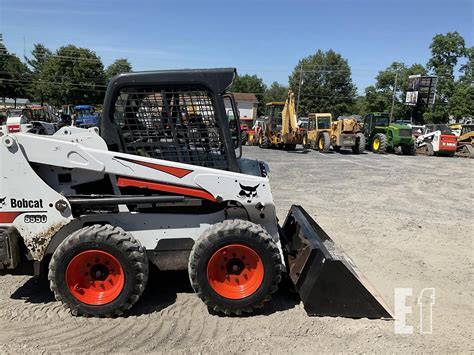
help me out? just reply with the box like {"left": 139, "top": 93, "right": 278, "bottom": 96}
{"left": 281, "top": 91, "right": 298, "bottom": 135}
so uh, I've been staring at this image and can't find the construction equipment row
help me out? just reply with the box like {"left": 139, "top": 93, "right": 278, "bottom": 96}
{"left": 244, "top": 92, "right": 472, "bottom": 158}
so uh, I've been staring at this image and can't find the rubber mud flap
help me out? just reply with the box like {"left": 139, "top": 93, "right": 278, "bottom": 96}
{"left": 280, "top": 205, "right": 393, "bottom": 319}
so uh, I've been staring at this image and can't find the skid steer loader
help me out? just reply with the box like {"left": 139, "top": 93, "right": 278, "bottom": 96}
{"left": 0, "top": 68, "right": 391, "bottom": 318}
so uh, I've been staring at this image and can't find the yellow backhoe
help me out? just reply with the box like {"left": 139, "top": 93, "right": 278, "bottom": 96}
{"left": 258, "top": 91, "right": 303, "bottom": 150}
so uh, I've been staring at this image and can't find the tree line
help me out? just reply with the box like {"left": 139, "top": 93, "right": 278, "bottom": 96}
{"left": 0, "top": 41, "right": 132, "bottom": 107}
{"left": 1, "top": 31, "right": 472, "bottom": 123}
{"left": 234, "top": 31, "right": 472, "bottom": 123}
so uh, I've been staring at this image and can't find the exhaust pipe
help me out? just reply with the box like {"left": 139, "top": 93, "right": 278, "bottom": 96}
{"left": 280, "top": 205, "right": 393, "bottom": 319}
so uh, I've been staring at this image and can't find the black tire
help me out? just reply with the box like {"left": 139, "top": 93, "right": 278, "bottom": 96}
{"left": 425, "top": 142, "right": 434, "bottom": 156}
{"left": 402, "top": 143, "right": 416, "bottom": 156}
{"left": 48, "top": 224, "right": 148, "bottom": 317}
{"left": 284, "top": 144, "right": 296, "bottom": 150}
{"left": 259, "top": 133, "right": 269, "bottom": 148}
{"left": 240, "top": 131, "right": 248, "bottom": 145}
{"left": 188, "top": 219, "right": 283, "bottom": 315}
{"left": 372, "top": 133, "right": 387, "bottom": 154}
{"left": 302, "top": 134, "right": 309, "bottom": 149}
{"left": 318, "top": 132, "right": 331, "bottom": 153}
{"left": 352, "top": 133, "right": 366, "bottom": 154}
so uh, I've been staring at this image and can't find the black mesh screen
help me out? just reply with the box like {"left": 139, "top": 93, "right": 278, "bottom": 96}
{"left": 114, "top": 86, "right": 228, "bottom": 170}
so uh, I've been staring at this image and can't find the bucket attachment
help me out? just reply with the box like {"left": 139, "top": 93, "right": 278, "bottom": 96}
{"left": 280, "top": 205, "right": 393, "bottom": 319}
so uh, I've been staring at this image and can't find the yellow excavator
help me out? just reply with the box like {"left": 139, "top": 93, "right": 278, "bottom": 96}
{"left": 258, "top": 91, "right": 303, "bottom": 149}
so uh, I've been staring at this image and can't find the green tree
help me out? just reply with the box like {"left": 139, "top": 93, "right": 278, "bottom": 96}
{"left": 459, "top": 46, "right": 473, "bottom": 84}
{"left": 40, "top": 45, "right": 106, "bottom": 105}
{"left": 264, "top": 81, "right": 288, "bottom": 103}
{"left": 450, "top": 82, "right": 474, "bottom": 121}
{"left": 232, "top": 74, "right": 267, "bottom": 115}
{"left": 105, "top": 58, "right": 132, "bottom": 81}
{"left": 0, "top": 42, "right": 30, "bottom": 105}
{"left": 288, "top": 49, "right": 356, "bottom": 118}
{"left": 357, "top": 62, "right": 428, "bottom": 122}
{"left": 25, "top": 43, "right": 52, "bottom": 103}
{"left": 425, "top": 32, "right": 466, "bottom": 123}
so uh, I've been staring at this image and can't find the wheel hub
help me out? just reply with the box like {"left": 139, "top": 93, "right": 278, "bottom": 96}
{"left": 65, "top": 250, "right": 125, "bottom": 305}
{"left": 207, "top": 244, "right": 264, "bottom": 300}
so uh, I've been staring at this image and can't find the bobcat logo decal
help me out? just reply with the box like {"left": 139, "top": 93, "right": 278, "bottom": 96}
{"left": 238, "top": 184, "right": 260, "bottom": 203}
{"left": 0, "top": 197, "right": 6, "bottom": 208}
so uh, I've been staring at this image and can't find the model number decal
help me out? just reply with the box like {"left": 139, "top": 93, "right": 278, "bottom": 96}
{"left": 24, "top": 215, "right": 47, "bottom": 223}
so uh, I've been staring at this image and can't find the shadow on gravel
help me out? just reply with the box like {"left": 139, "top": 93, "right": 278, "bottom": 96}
{"left": 10, "top": 276, "right": 55, "bottom": 303}
{"left": 8, "top": 266, "right": 300, "bottom": 317}
{"left": 286, "top": 149, "right": 311, "bottom": 154}
{"left": 128, "top": 267, "right": 194, "bottom": 316}
{"left": 337, "top": 150, "right": 369, "bottom": 155}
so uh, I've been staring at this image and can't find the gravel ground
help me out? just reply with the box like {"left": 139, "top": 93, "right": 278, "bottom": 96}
{"left": 0, "top": 146, "right": 473, "bottom": 353}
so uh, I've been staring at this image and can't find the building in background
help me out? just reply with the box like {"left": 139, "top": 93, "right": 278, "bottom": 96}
{"left": 0, "top": 98, "right": 31, "bottom": 109}
{"left": 226, "top": 93, "right": 258, "bottom": 119}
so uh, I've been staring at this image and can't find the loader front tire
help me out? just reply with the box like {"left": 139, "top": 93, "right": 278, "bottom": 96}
{"left": 352, "top": 133, "right": 366, "bottom": 154}
{"left": 318, "top": 132, "right": 330, "bottom": 153}
{"left": 48, "top": 224, "right": 148, "bottom": 317}
{"left": 189, "top": 220, "right": 283, "bottom": 315}
{"left": 259, "top": 133, "right": 269, "bottom": 148}
{"left": 402, "top": 143, "right": 416, "bottom": 156}
{"left": 372, "top": 133, "right": 387, "bottom": 154}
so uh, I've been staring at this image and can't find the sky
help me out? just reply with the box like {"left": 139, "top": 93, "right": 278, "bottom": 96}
{"left": 0, "top": 0, "right": 472, "bottom": 94}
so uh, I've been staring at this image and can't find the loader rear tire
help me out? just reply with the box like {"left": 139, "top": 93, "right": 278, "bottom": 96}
{"left": 402, "top": 143, "right": 416, "bottom": 156}
{"left": 425, "top": 142, "right": 434, "bottom": 156}
{"left": 259, "top": 133, "right": 269, "bottom": 148}
{"left": 372, "top": 133, "right": 387, "bottom": 154}
{"left": 318, "top": 132, "right": 330, "bottom": 153}
{"left": 48, "top": 224, "right": 148, "bottom": 317}
{"left": 352, "top": 133, "right": 366, "bottom": 154}
{"left": 302, "top": 134, "right": 309, "bottom": 149}
{"left": 188, "top": 220, "right": 283, "bottom": 315}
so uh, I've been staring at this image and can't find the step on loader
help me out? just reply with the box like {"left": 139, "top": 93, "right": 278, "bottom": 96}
{"left": 0, "top": 68, "right": 392, "bottom": 319}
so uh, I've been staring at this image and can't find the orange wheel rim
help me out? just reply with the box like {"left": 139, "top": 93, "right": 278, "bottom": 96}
{"left": 207, "top": 244, "right": 264, "bottom": 299}
{"left": 65, "top": 250, "right": 125, "bottom": 305}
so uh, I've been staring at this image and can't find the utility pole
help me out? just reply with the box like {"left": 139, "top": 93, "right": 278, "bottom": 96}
{"left": 296, "top": 67, "right": 303, "bottom": 118}
{"left": 389, "top": 68, "right": 399, "bottom": 124}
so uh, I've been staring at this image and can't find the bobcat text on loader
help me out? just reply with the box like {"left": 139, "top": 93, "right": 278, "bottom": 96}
{"left": 0, "top": 69, "right": 392, "bottom": 319}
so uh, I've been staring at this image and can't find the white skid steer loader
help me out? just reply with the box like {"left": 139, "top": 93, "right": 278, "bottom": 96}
{"left": 0, "top": 69, "right": 392, "bottom": 318}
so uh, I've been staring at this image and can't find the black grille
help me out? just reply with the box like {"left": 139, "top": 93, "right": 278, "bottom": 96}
{"left": 114, "top": 87, "right": 228, "bottom": 170}
{"left": 399, "top": 129, "right": 412, "bottom": 137}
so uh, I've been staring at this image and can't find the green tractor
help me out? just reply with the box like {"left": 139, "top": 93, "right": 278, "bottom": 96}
{"left": 362, "top": 112, "right": 415, "bottom": 155}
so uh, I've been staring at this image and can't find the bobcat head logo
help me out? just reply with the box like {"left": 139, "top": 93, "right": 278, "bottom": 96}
{"left": 0, "top": 197, "right": 6, "bottom": 208}
{"left": 238, "top": 184, "right": 259, "bottom": 203}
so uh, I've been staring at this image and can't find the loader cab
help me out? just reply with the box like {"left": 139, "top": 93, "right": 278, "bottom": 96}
{"left": 423, "top": 124, "right": 453, "bottom": 135}
{"left": 265, "top": 102, "right": 285, "bottom": 129}
{"left": 362, "top": 112, "right": 389, "bottom": 137}
{"left": 307, "top": 113, "right": 332, "bottom": 131}
{"left": 101, "top": 68, "right": 241, "bottom": 172}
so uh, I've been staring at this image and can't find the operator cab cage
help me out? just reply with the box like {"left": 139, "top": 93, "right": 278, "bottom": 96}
{"left": 265, "top": 102, "right": 285, "bottom": 128}
{"left": 363, "top": 112, "right": 390, "bottom": 128}
{"left": 308, "top": 113, "right": 332, "bottom": 130}
{"left": 101, "top": 68, "right": 241, "bottom": 172}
